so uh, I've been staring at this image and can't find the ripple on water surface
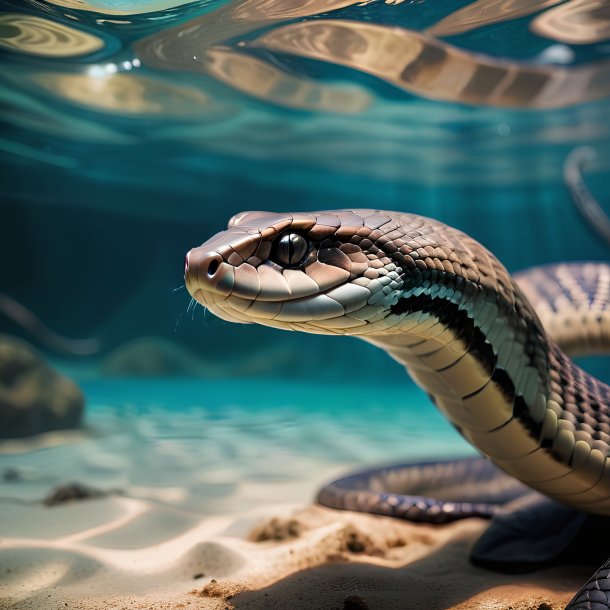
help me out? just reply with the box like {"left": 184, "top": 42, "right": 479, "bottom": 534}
{"left": 1, "top": 0, "right": 610, "bottom": 191}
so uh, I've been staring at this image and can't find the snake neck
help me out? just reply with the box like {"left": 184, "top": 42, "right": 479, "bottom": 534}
{"left": 365, "top": 278, "right": 610, "bottom": 515}
{"left": 185, "top": 208, "right": 610, "bottom": 514}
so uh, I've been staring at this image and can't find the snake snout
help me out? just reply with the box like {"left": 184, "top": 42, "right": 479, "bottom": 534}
{"left": 184, "top": 247, "right": 231, "bottom": 298}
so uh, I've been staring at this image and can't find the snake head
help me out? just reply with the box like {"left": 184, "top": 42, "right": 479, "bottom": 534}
{"left": 184, "top": 209, "right": 421, "bottom": 334}
{"left": 184, "top": 208, "right": 518, "bottom": 339}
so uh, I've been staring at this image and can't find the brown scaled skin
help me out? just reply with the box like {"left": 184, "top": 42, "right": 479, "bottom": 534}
{"left": 185, "top": 209, "right": 610, "bottom": 517}
{"left": 186, "top": 209, "right": 610, "bottom": 610}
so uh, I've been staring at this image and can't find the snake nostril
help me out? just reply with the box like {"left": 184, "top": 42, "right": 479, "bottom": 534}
{"left": 184, "top": 254, "right": 189, "bottom": 277}
{"left": 207, "top": 258, "right": 220, "bottom": 278}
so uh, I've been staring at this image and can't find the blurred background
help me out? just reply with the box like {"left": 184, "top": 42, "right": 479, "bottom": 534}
{"left": 2, "top": 0, "right": 610, "bottom": 387}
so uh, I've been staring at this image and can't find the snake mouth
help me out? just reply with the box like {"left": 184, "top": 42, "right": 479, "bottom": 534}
{"left": 192, "top": 279, "right": 379, "bottom": 334}
{"left": 193, "top": 286, "right": 342, "bottom": 326}
{"left": 193, "top": 289, "right": 255, "bottom": 325}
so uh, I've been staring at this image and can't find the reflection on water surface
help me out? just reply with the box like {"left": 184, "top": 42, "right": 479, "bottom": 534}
{"left": 0, "top": 13, "right": 104, "bottom": 57}
{"left": 251, "top": 20, "right": 610, "bottom": 108}
{"left": 2, "top": 0, "right": 610, "bottom": 189}
{"left": 533, "top": 0, "right": 610, "bottom": 44}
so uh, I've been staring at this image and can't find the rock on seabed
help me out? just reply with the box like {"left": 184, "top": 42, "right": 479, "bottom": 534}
{"left": 0, "top": 334, "right": 84, "bottom": 438}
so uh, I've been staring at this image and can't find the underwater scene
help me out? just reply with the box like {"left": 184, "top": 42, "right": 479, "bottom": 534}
{"left": 2, "top": 0, "right": 610, "bottom": 608}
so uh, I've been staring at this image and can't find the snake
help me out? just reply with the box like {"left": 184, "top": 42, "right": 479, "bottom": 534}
{"left": 184, "top": 200, "right": 610, "bottom": 607}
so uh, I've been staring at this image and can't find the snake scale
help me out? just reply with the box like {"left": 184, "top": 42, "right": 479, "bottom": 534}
{"left": 185, "top": 207, "right": 610, "bottom": 609}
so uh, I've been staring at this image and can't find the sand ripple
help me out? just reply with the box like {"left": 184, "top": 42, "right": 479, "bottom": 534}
{"left": 0, "top": 384, "right": 590, "bottom": 608}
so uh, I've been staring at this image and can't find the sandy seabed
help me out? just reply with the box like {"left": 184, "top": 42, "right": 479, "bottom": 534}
{"left": 0, "top": 384, "right": 592, "bottom": 610}
{"left": 0, "top": 475, "right": 588, "bottom": 610}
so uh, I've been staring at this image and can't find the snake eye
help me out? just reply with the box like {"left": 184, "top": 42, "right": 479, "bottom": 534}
{"left": 272, "top": 233, "right": 310, "bottom": 268}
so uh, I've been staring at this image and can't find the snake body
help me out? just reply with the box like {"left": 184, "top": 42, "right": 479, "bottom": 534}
{"left": 185, "top": 209, "right": 610, "bottom": 609}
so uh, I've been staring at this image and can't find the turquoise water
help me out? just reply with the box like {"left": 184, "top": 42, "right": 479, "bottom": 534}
{"left": 0, "top": 378, "right": 472, "bottom": 512}
{"left": 2, "top": 1, "right": 610, "bottom": 364}
{"left": 2, "top": 1, "right": 610, "bottom": 459}
{"left": 2, "top": 11, "right": 610, "bottom": 610}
